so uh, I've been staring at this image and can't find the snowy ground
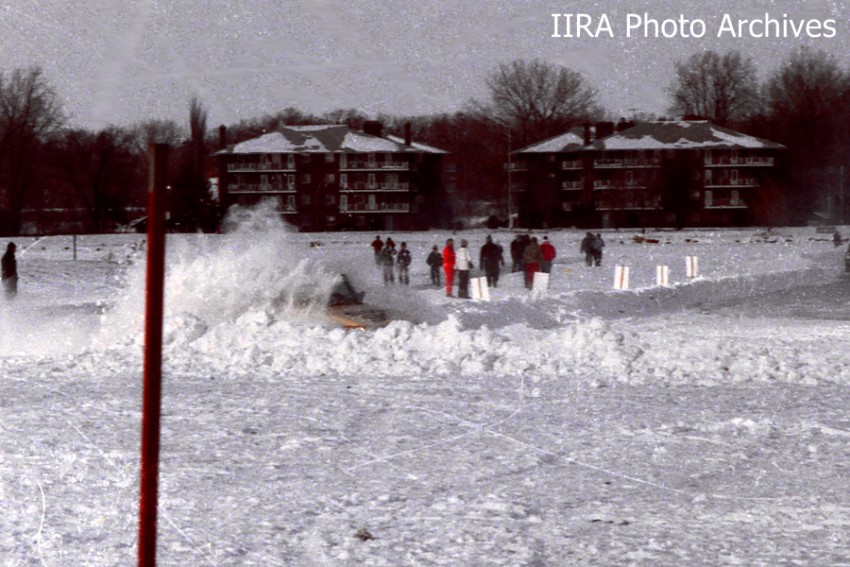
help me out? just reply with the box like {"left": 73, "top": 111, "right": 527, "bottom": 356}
{"left": 2, "top": 210, "right": 850, "bottom": 566}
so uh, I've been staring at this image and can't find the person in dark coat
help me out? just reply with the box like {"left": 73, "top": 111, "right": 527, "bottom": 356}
{"left": 396, "top": 242, "right": 412, "bottom": 285}
{"left": 2, "top": 242, "right": 17, "bottom": 299}
{"left": 479, "top": 235, "right": 504, "bottom": 288}
{"left": 371, "top": 236, "right": 384, "bottom": 265}
{"left": 510, "top": 235, "right": 524, "bottom": 273}
{"left": 591, "top": 233, "right": 605, "bottom": 266}
{"left": 426, "top": 245, "right": 442, "bottom": 286}
{"left": 580, "top": 232, "right": 595, "bottom": 266}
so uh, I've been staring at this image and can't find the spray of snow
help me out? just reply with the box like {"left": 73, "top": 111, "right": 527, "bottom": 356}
{"left": 97, "top": 201, "right": 340, "bottom": 347}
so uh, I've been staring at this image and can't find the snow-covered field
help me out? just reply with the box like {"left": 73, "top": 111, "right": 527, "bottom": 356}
{"left": 2, "top": 209, "right": 850, "bottom": 566}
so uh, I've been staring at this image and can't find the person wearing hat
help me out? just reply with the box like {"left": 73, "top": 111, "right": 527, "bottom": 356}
{"left": 455, "top": 239, "right": 474, "bottom": 299}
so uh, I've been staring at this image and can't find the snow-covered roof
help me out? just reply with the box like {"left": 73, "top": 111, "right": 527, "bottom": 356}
{"left": 220, "top": 125, "right": 446, "bottom": 155}
{"left": 514, "top": 127, "right": 586, "bottom": 153}
{"left": 588, "top": 121, "right": 784, "bottom": 151}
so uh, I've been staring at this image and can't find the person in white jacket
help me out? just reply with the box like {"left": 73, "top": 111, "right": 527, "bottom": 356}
{"left": 455, "top": 239, "right": 474, "bottom": 299}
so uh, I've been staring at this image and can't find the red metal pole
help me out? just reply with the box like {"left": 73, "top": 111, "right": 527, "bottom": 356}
{"left": 138, "top": 143, "right": 168, "bottom": 567}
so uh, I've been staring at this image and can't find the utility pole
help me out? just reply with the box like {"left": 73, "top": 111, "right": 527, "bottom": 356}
{"left": 507, "top": 129, "right": 513, "bottom": 229}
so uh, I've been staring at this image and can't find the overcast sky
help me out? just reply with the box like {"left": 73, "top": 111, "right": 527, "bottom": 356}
{"left": 2, "top": 0, "right": 848, "bottom": 130}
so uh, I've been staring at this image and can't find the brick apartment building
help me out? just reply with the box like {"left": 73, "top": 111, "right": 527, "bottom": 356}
{"left": 511, "top": 120, "right": 785, "bottom": 228}
{"left": 214, "top": 121, "right": 448, "bottom": 231}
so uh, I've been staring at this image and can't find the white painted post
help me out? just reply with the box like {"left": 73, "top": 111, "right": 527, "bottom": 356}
{"left": 531, "top": 272, "right": 549, "bottom": 299}
{"left": 686, "top": 256, "right": 699, "bottom": 278}
{"left": 656, "top": 265, "right": 669, "bottom": 286}
{"left": 471, "top": 276, "right": 490, "bottom": 301}
{"left": 614, "top": 265, "right": 630, "bottom": 290}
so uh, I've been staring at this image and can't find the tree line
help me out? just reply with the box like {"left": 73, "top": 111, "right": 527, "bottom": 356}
{"left": 0, "top": 46, "right": 848, "bottom": 235}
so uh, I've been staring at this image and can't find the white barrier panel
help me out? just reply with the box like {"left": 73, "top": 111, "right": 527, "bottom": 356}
{"left": 614, "top": 265, "right": 630, "bottom": 290}
{"left": 531, "top": 272, "right": 549, "bottom": 299}
{"left": 686, "top": 256, "right": 699, "bottom": 278}
{"left": 471, "top": 276, "right": 490, "bottom": 301}
{"left": 656, "top": 265, "right": 670, "bottom": 287}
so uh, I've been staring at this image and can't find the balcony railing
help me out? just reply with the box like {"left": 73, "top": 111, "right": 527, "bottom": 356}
{"left": 340, "top": 182, "right": 410, "bottom": 191}
{"left": 561, "top": 160, "right": 582, "bottom": 169}
{"left": 341, "top": 161, "right": 409, "bottom": 171}
{"left": 705, "top": 199, "right": 747, "bottom": 209}
{"left": 228, "top": 183, "right": 296, "bottom": 193}
{"left": 705, "top": 178, "right": 759, "bottom": 188}
{"left": 340, "top": 203, "right": 410, "bottom": 213}
{"left": 704, "top": 156, "right": 774, "bottom": 166}
{"left": 227, "top": 162, "right": 296, "bottom": 172}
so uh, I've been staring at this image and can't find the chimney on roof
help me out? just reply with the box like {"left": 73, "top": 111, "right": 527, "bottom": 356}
{"left": 583, "top": 123, "right": 592, "bottom": 145}
{"left": 404, "top": 122, "right": 412, "bottom": 147}
{"left": 218, "top": 125, "right": 227, "bottom": 149}
{"left": 616, "top": 118, "right": 635, "bottom": 132}
{"left": 363, "top": 120, "right": 383, "bottom": 138}
{"left": 595, "top": 121, "right": 615, "bottom": 140}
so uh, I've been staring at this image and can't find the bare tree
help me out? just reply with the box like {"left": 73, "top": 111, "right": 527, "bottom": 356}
{"left": 50, "top": 127, "right": 142, "bottom": 231}
{"left": 172, "top": 96, "right": 216, "bottom": 230}
{"left": 669, "top": 50, "right": 760, "bottom": 125}
{"left": 0, "top": 67, "right": 65, "bottom": 234}
{"left": 484, "top": 59, "right": 601, "bottom": 145}
{"left": 762, "top": 47, "right": 850, "bottom": 221}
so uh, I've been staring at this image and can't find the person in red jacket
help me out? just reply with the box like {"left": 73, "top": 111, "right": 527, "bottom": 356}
{"left": 442, "top": 238, "right": 456, "bottom": 297}
{"left": 540, "top": 236, "right": 556, "bottom": 273}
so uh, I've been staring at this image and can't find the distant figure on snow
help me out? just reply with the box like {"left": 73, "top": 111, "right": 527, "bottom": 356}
{"left": 580, "top": 232, "right": 595, "bottom": 266}
{"left": 479, "top": 235, "right": 504, "bottom": 288}
{"left": 591, "top": 233, "right": 605, "bottom": 266}
{"left": 396, "top": 242, "right": 412, "bottom": 285}
{"left": 442, "top": 238, "right": 456, "bottom": 297}
{"left": 455, "top": 239, "right": 474, "bottom": 299}
{"left": 380, "top": 241, "right": 396, "bottom": 285}
{"left": 426, "top": 245, "right": 442, "bottom": 287}
{"left": 371, "top": 235, "right": 384, "bottom": 265}
{"left": 540, "top": 236, "right": 556, "bottom": 274}
{"left": 510, "top": 235, "right": 524, "bottom": 273}
{"left": 523, "top": 237, "right": 543, "bottom": 289}
{"left": 2, "top": 242, "right": 17, "bottom": 299}
{"left": 833, "top": 230, "right": 842, "bottom": 248}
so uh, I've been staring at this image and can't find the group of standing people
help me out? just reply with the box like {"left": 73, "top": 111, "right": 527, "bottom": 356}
{"left": 509, "top": 234, "right": 558, "bottom": 289}
{"left": 371, "top": 235, "right": 412, "bottom": 285}
{"left": 370, "top": 231, "right": 606, "bottom": 297}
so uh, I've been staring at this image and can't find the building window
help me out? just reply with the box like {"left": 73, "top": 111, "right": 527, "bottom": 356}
{"left": 705, "top": 190, "right": 713, "bottom": 207}
{"left": 340, "top": 153, "right": 347, "bottom": 169}
{"left": 368, "top": 153, "right": 376, "bottom": 168}
{"left": 325, "top": 173, "right": 335, "bottom": 184}
{"left": 625, "top": 170, "right": 634, "bottom": 187}
{"left": 287, "top": 154, "right": 296, "bottom": 169}
{"left": 340, "top": 173, "right": 348, "bottom": 188}
{"left": 325, "top": 194, "right": 336, "bottom": 205}
{"left": 325, "top": 153, "right": 335, "bottom": 163}
{"left": 730, "top": 169, "right": 739, "bottom": 184}
{"left": 301, "top": 174, "right": 311, "bottom": 184}
{"left": 271, "top": 154, "right": 281, "bottom": 167}
{"left": 367, "top": 173, "right": 376, "bottom": 188}
{"left": 301, "top": 194, "right": 311, "bottom": 205}
{"left": 287, "top": 174, "right": 295, "bottom": 189}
